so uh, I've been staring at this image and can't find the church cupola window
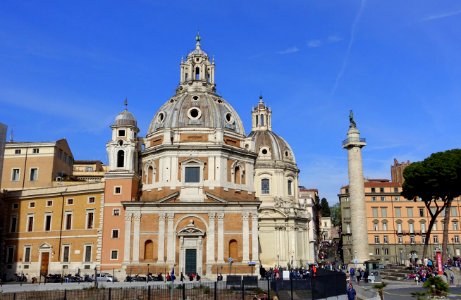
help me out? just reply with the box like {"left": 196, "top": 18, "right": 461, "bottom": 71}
{"left": 118, "top": 129, "right": 125, "bottom": 137}
{"left": 188, "top": 108, "right": 202, "bottom": 120}
{"left": 195, "top": 67, "right": 200, "bottom": 80}
{"left": 287, "top": 179, "right": 293, "bottom": 196}
{"left": 185, "top": 166, "right": 200, "bottom": 183}
{"left": 117, "top": 150, "right": 125, "bottom": 168}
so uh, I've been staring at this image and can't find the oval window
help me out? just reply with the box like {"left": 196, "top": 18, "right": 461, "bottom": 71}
{"left": 157, "top": 112, "right": 165, "bottom": 123}
{"left": 261, "top": 148, "right": 268, "bottom": 155}
{"left": 193, "top": 96, "right": 199, "bottom": 101}
{"left": 188, "top": 108, "right": 202, "bottom": 120}
{"left": 225, "top": 112, "right": 233, "bottom": 123}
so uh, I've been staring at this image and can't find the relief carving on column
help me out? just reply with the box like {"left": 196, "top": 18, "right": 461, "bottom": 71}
{"left": 132, "top": 212, "right": 141, "bottom": 221}
{"left": 242, "top": 211, "right": 249, "bottom": 221}
{"left": 208, "top": 212, "right": 216, "bottom": 220}
{"left": 217, "top": 213, "right": 224, "bottom": 220}
{"left": 125, "top": 214, "right": 133, "bottom": 222}
{"left": 160, "top": 212, "right": 166, "bottom": 220}
{"left": 167, "top": 213, "right": 174, "bottom": 220}
{"left": 251, "top": 212, "right": 258, "bottom": 221}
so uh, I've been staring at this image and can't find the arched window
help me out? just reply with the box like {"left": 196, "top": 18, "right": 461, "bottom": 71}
{"left": 147, "top": 166, "right": 153, "bottom": 184}
{"left": 229, "top": 239, "right": 238, "bottom": 260}
{"left": 287, "top": 179, "right": 293, "bottom": 196}
{"left": 260, "top": 114, "right": 264, "bottom": 126}
{"left": 234, "top": 166, "right": 241, "bottom": 184}
{"left": 195, "top": 67, "right": 200, "bottom": 80}
{"left": 144, "top": 240, "right": 154, "bottom": 260}
{"left": 255, "top": 115, "right": 259, "bottom": 126}
{"left": 117, "top": 150, "right": 125, "bottom": 168}
{"left": 261, "top": 179, "right": 270, "bottom": 194}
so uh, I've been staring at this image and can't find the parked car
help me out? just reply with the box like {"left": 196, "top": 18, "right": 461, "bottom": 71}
{"left": 95, "top": 273, "right": 116, "bottom": 282}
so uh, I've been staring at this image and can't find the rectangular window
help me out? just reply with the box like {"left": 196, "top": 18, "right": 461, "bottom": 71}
{"left": 395, "top": 207, "right": 401, "bottom": 217}
{"left": 85, "top": 166, "right": 94, "bottom": 172}
{"left": 84, "top": 245, "right": 92, "bottom": 262}
{"left": 29, "top": 168, "right": 38, "bottom": 181}
{"left": 409, "top": 236, "right": 414, "bottom": 244}
{"left": 383, "top": 235, "right": 389, "bottom": 244}
{"left": 113, "top": 209, "right": 120, "bottom": 216}
{"left": 375, "top": 248, "right": 380, "bottom": 255}
{"left": 12, "top": 203, "right": 19, "bottom": 209}
{"left": 47, "top": 200, "right": 53, "bottom": 207}
{"left": 398, "top": 236, "right": 403, "bottom": 244}
{"left": 397, "top": 223, "right": 402, "bottom": 233}
{"left": 454, "top": 222, "right": 459, "bottom": 231}
{"left": 29, "top": 202, "right": 35, "bottom": 208}
{"left": 24, "top": 246, "right": 31, "bottom": 262}
{"left": 394, "top": 196, "right": 400, "bottom": 201}
{"left": 33, "top": 148, "right": 39, "bottom": 154}
{"left": 455, "top": 236, "right": 460, "bottom": 243}
{"left": 27, "top": 215, "right": 34, "bottom": 232}
{"left": 118, "top": 129, "right": 126, "bottom": 137}
{"left": 381, "top": 207, "right": 387, "bottom": 218}
{"left": 87, "top": 211, "right": 94, "bottom": 229}
{"left": 433, "top": 235, "right": 439, "bottom": 243}
{"left": 88, "top": 197, "right": 95, "bottom": 204}
{"left": 287, "top": 180, "right": 293, "bottom": 196}
{"left": 419, "top": 208, "right": 425, "bottom": 217}
{"left": 114, "top": 187, "right": 122, "bottom": 194}
{"left": 45, "top": 215, "right": 52, "bottom": 231}
{"left": 372, "top": 207, "right": 378, "bottom": 218}
{"left": 452, "top": 207, "right": 458, "bottom": 217}
{"left": 421, "top": 223, "right": 426, "bottom": 233}
{"left": 63, "top": 245, "right": 70, "bottom": 262}
{"left": 373, "top": 223, "right": 379, "bottom": 231}
{"left": 10, "top": 216, "right": 17, "bottom": 233}
{"left": 112, "top": 229, "right": 119, "bottom": 238}
{"left": 67, "top": 198, "right": 74, "bottom": 205}
{"left": 65, "top": 213, "right": 72, "bottom": 230}
{"left": 407, "top": 207, "right": 413, "bottom": 217}
{"left": 371, "top": 196, "right": 376, "bottom": 202}
{"left": 346, "top": 223, "right": 351, "bottom": 234}
{"left": 422, "top": 236, "right": 426, "bottom": 244}
{"left": 394, "top": 187, "right": 399, "bottom": 193}
{"left": 384, "top": 248, "right": 389, "bottom": 255}
{"left": 185, "top": 167, "right": 200, "bottom": 183}
{"left": 111, "top": 250, "right": 118, "bottom": 260}
{"left": 374, "top": 235, "right": 380, "bottom": 243}
{"left": 6, "top": 247, "right": 14, "bottom": 263}
{"left": 383, "top": 223, "right": 388, "bottom": 231}
{"left": 371, "top": 188, "right": 376, "bottom": 193}
{"left": 380, "top": 196, "right": 386, "bottom": 201}
{"left": 15, "top": 149, "right": 21, "bottom": 155}
{"left": 380, "top": 187, "right": 385, "bottom": 193}
{"left": 12, "top": 168, "right": 20, "bottom": 181}
{"left": 433, "top": 222, "right": 437, "bottom": 231}
{"left": 261, "top": 179, "right": 270, "bottom": 194}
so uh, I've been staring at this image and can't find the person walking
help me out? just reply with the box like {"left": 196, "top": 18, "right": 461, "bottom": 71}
{"left": 346, "top": 283, "right": 356, "bottom": 300}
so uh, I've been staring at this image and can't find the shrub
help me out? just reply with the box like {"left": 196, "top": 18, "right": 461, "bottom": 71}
{"left": 423, "top": 276, "right": 449, "bottom": 297}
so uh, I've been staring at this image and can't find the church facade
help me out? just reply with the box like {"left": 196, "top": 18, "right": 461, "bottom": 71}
{"left": 0, "top": 36, "right": 315, "bottom": 280}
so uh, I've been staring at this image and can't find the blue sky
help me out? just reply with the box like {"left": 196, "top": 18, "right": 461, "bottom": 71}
{"left": 1, "top": 1, "right": 461, "bottom": 204}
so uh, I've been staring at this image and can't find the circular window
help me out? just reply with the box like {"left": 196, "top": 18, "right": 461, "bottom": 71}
{"left": 225, "top": 112, "right": 233, "bottom": 123}
{"left": 157, "top": 112, "right": 165, "bottom": 123}
{"left": 193, "top": 95, "right": 199, "bottom": 101}
{"left": 188, "top": 107, "right": 202, "bottom": 120}
{"left": 261, "top": 148, "right": 268, "bottom": 155}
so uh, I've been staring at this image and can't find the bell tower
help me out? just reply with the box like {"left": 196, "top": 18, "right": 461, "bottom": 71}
{"left": 101, "top": 101, "right": 141, "bottom": 275}
{"left": 251, "top": 96, "right": 272, "bottom": 131}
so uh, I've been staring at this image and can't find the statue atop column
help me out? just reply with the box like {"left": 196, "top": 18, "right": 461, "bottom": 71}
{"left": 349, "top": 110, "right": 357, "bottom": 128}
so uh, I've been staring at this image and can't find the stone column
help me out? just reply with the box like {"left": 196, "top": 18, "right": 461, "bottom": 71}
{"left": 343, "top": 119, "right": 369, "bottom": 264}
{"left": 166, "top": 213, "right": 175, "bottom": 263}
{"left": 242, "top": 212, "right": 250, "bottom": 262}
{"left": 207, "top": 213, "right": 216, "bottom": 263}
{"left": 251, "top": 212, "right": 259, "bottom": 262}
{"left": 217, "top": 213, "right": 224, "bottom": 263}
{"left": 123, "top": 213, "right": 132, "bottom": 262}
{"left": 158, "top": 213, "right": 165, "bottom": 262}
{"left": 132, "top": 212, "right": 141, "bottom": 262}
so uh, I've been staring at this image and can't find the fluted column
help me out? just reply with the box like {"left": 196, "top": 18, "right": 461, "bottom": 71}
{"left": 242, "top": 212, "right": 250, "bottom": 262}
{"left": 132, "top": 212, "right": 141, "bottom": 262}
{"left": 158, "top": 213, "right": 166, "bottom": 262}
{"left": 217, "top": 213, "right": 224, "bottom": 263}
{"left": 166, "top": 213, "right": 175, "bottom": 263}
{"left": 251, "top": 213, "right": 259, "bottom": 262}
{"left": 123, "top": 213, "right": 132, "bottom": 262}
{"left": 207, "top": 213, "right": 216, "bottom": 263}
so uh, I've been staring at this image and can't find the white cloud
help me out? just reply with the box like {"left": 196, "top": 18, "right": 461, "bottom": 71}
{"left": 421, "top": 8, "right": 461, "bottom": 22}
{"left": 277, "top": 46, "right": 300, "bottom": 54}
{"left": 307, "top": 39, "right": 322, "bottom": 48}
{"left": 327, "top": 35, "right": 342, "bottom": 43}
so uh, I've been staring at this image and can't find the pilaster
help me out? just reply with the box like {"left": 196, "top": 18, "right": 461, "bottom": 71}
{"left": 132, "top": 212, "right": 141, "bottom": 262}
{"left": 242, "top": 212, "right": 250, "bottom": 262}
{"left": 217, "top": 213, "right": 224, "bottom": 263}
{"left": 123, "top": 213, "right": 132, "bottom": 262}
{"left": 166, "top": 213, "right": 175, "bottom": 263}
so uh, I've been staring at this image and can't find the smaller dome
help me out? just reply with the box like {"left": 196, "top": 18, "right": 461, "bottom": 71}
{"left": 114, "top": 109, "right": 137, "bottom": 127}
{"left": 249, "top": 130, "right": 296, "bottom": 163}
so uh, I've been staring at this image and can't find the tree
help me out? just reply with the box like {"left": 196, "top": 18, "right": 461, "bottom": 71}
{"left": 402, "top": 149, "right": 461, "bottom": 262}
{"left": 330, "top": 203, "right": 342, "bottom": 227}
{"left": 320, "top": 198, "right": 331, "bottom": 217}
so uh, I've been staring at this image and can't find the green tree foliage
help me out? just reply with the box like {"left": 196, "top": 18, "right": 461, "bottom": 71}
{"left": 423, "top": 276, "right": 449, "bottom": 297}
{"left": 320, "top": 198, "right": 331, "bottom": 217}
{"left": 402, "top": 149, "right": 461, "bottom": 261}
{"left": 330, "top": 203, "right": 342, "bottom": 227}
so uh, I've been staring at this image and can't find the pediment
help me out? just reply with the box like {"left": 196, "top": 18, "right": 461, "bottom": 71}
{"left": 259, "top": 208, "right": 287, "bottom": 218}
{"left": 178, "top": 221, "right": 205, "bottom": 236}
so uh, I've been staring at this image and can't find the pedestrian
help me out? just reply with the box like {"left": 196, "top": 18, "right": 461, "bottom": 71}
{"left": 356, "top": 269, "right": 361, "bottom": 284}
{"left": 450, "top": 273, "right": 454, "bottom": 285}
{"left": 180, "top": 272, "right": 185, "bottom": 282}
{"left": 346, "top": 283, "right": 356, "bottom": 300}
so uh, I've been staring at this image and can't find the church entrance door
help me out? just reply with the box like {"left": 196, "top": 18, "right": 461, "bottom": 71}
{"left": 185, "top": 249, "right": 197, "bottom": 275}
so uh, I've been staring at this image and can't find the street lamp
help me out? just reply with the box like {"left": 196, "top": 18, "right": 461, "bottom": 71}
{"left": 147, "top": 264, "right": 150, "bottom": 283}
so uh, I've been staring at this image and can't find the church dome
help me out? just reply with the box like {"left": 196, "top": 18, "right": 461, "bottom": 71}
{"left": 113, "top": 109, "right": 137, "bottom": 127}
{"left": 249, "top": 130, "right": 296, "bottom": 163}
{"left": 147, "top": 34, "right": 245, "bottom": 136}
{"left": 147, "top": 92, "right": 245, "bottom": 135}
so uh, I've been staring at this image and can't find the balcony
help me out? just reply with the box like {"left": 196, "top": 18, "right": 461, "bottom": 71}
{"left": 342, "top": 137, "right": 366, "bottom": 147}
